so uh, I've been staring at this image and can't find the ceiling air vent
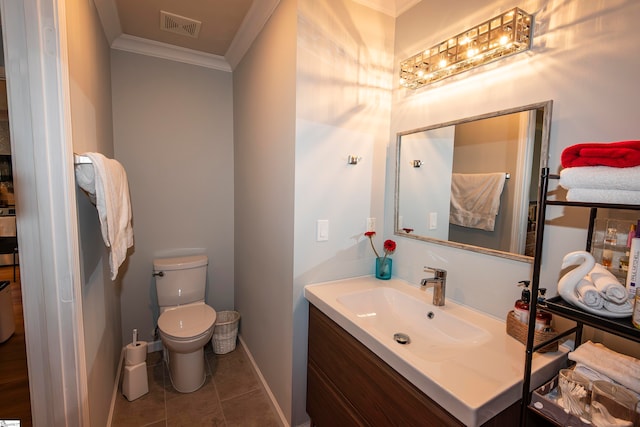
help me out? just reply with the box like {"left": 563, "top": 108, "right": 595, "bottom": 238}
{"left": 160, "top": 11, "right": 202, "bottom": 38}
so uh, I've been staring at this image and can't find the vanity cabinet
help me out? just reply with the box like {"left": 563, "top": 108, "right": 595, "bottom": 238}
{"left": 521, "top": 168, "right": 640, "bottom": 426}
{"left": 307, "top": 304, "right": 521, "bottom": 427}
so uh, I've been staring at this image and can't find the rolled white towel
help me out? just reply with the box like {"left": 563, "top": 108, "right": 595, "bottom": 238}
{"left": 590, "top": 263, "right": 628, "bottom": 304}
{"left": 603, "top": 299, "right": 633, "bottom": 314}
{"left": 568, "top": 341, "right": 640, "bottom": 394}
{"left": 575, "top": 278, "right": 604, "bottom": 309}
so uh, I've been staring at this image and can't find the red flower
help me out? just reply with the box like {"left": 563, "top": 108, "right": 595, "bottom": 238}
{"left": 364, "top": 232, "right": 396, "bottom": 260}
{"left": 384, "top": 240, "right": 396, "bottom": 254}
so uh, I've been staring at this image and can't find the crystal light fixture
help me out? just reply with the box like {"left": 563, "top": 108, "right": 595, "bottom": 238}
{"left": 399, "top": 8, "right": 533, "bottom": 89}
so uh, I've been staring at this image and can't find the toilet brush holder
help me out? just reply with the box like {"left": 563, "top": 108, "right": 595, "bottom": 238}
{"left": 122, "top": 362, "right": 148, "bottom": 401}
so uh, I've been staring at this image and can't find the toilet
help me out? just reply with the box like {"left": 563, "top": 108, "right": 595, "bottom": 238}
{"left": 154, "top": 255, "right": 217, "bottom": 393}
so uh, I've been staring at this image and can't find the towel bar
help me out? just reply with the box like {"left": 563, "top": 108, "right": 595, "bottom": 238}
{"left": 74, "top": 154, "right": 91, "bottom": 164}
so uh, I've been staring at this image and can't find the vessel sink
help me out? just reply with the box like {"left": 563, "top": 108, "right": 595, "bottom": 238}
{"left": 337, "top": 287, "right": 490, "bottom": 361}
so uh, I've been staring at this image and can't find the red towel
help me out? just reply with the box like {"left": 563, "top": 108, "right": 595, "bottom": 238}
{"left": 561, "top": 140, "right": 640, "bottom": 168}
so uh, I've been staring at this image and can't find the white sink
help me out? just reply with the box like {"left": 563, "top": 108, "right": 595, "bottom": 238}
{"left": 304, "top": 275, "right": 568, "bottom": 427}
{"left": 337, "top": 287, "right": 490, "bottom": 361}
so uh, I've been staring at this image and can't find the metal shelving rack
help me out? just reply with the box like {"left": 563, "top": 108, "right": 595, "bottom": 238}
{"left": 520, "top": 167, "right": 640, "bottom": 426}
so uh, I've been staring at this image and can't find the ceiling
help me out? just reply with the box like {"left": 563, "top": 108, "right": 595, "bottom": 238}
{"left": 113, "top": 0, "right": 254, "bottom": 57}
{"left": 96, "top": 0, "right": 421, "bottom": 70}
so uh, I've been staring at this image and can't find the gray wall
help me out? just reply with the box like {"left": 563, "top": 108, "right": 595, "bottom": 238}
{"left": 293, "top": 0, "right": 394, "bottom": 423}
{"left": 112, "top": 51, "right": 235, "bottom": 345}
{"left": 233, "top": 0, "right": 394, "bottom": 424}
{"left": 390, "top": 0, "right": 640, "bottom": 360}
{"left": 449, "top": 113, "right": 521, "bottom": 252}
{"left": 65, "top": 0, "right": 121, "bottom": 424}
{"left": 233, "top": 0, "right": 297, "bottom": 421}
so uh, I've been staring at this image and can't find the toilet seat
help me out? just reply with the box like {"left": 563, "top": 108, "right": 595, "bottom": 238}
{"left": 158, "top": 304, "right": 216, "bottom": 341}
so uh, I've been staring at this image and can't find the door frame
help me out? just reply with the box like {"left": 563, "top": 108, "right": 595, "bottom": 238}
{"left": 1, "top": 0, "right": 88, "bottom": 424}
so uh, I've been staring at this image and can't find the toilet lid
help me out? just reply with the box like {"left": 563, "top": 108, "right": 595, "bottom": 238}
{"left": 158, "top": 304, "right": 216, "bottom": 339}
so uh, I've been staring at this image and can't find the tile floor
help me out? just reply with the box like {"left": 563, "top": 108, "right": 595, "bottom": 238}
{"left": 112, "top": 342, "right": 282, "bottom": 426}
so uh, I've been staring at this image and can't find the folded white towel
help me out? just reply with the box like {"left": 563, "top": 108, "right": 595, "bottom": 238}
{"left": 590, "top": 263, "right": 628, "bottom": 304}
{"left": 574, "top": 363, "right": 640, "bottom": 403}
{"left": 568, "top": 341, "right": 640, "bottom": 394}
{"left": 573, "top": 363, "right": 614, "bottom": 384}
{"left": 449, "top": 172, "right": 506, "bottom": 231}
{"left": 75, "top": 152, "right": 134, "bottom": 280}
{"left": 575, "top": 277, "right": 604, "bottom": 309}
{"left": 566, "top": 188, "right": 640, "bottom": 204}
{"left": 560, "top": 165, "right": 640, "bottom": 191}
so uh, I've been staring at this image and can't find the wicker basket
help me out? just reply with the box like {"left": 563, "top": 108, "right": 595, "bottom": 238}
{"left": 212, "top": 311, "right": 240, "bottom": 355}
{"left": 506, "top": 310, "right": 558, "bottom": 353}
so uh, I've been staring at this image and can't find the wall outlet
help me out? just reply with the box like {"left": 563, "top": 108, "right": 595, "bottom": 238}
{"left": 366, "top": 217, "right": 376, "bottom": 232}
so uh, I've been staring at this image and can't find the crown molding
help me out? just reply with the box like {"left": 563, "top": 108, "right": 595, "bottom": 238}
{"left": 396, "top": 0, "right": 422, "bottom": 16}
{"left": 351, "top": 0, "right": 421, "bottom": 17}
{"left": 225, "top": 0, "right": 280, "bottom": 70}
{"left": 111, "top": 34, "right": 232, "bottom": 72}
{"left": 93, "top": 0, "right": 122, "bottom": 45}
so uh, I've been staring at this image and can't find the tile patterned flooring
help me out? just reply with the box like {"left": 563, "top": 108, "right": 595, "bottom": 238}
{"left": 112, "top": 342, "right": 282, "bottom": 426}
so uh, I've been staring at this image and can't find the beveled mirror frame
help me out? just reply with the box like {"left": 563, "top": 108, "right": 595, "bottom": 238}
{"left": 394, "top": 100, "right": 553, "bottom": 262}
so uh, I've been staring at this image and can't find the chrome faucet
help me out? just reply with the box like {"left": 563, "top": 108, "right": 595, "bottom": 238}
{"left": 421, "top": 266, "right": 447, "bottom": 306}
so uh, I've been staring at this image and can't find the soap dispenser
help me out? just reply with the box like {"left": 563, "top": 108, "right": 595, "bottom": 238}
{"left": 535, "top": 288, "right": 552, "bottom": 331}
{"left": 514, "top": 280, "right": 531, "bottom": 324}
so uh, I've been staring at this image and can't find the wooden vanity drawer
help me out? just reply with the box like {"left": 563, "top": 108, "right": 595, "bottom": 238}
{"left": 307, "top": 304, "right": 464, "bottom": 427}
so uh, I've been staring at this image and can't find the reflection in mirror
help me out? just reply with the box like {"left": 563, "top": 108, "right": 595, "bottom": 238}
{"left": 395, "top": 101, "right": 552, "bottom": 262}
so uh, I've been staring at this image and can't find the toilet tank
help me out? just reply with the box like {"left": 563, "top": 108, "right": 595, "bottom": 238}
{"left": 153, "top": 255, "right": 208, "bottom": 308}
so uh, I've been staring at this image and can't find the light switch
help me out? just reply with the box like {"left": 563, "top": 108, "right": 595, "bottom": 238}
{"left": 429, "top": 212, "right": 437, "bottom": 230}
{"left": 317, "top": 220, "right": 329, "bottom": 241}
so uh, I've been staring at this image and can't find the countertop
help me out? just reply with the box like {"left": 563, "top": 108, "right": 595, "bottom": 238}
{"left": 304, "top": 275, "right": 569, "bottom": 426}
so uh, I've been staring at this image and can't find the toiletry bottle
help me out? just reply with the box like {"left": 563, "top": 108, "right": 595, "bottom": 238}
{"left": 602, "top": 227, "right": 617, "bottom": 268}
{"left": 620, "top": 224, "right": 636, "bottom": 272}
{"left": 632, "top": 292, "right": 640, "bottom": 330}
{"left": 514, "top": 280, "right": 531, "bottom": 324}
{"left": 626, "top": 222, "right": 640, "bottom": 298}
{"left": 535, "top": 288, "right": 552, "bottom": 331}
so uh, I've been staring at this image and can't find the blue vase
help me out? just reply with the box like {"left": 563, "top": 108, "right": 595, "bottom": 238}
{"left": 375, "top": 257, "right": 392, "bottom": 280}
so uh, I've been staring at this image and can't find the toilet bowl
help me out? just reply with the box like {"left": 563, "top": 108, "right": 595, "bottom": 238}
{"left": 154, "top": 254, "right": 217, "bottom": 393}
{"left": 158, "top": 302, "right": 216, "bottom": 393}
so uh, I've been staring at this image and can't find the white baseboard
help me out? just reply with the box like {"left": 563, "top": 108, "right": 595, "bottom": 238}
{"left": 238, "top": 335, "right": 289, "bottom": 427}
{"left": 106, "top": 346, "right": 126, "bottom": 426}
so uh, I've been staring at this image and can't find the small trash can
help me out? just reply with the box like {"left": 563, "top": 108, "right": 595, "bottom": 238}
{"left": 0, "top": 280, "right": 15, "bottom": 343}
{"left": 212, "top": 311, "right": 240, "bottom": 354}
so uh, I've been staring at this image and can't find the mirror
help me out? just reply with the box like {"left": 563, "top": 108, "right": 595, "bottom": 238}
{"left": 394, "top": 101, "right": 552, "bottom": 262}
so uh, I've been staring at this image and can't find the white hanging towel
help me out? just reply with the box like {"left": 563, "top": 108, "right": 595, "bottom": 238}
{"left": 75, "top": 152, "right": 134, "bottom": 280}
{"left": 449, "top": 172, "right": 506, "bottom": 231}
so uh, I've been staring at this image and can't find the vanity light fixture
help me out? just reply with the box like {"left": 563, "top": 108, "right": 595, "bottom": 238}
{"left": 399, "top": 8, "right": 533, "bottom": 89}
